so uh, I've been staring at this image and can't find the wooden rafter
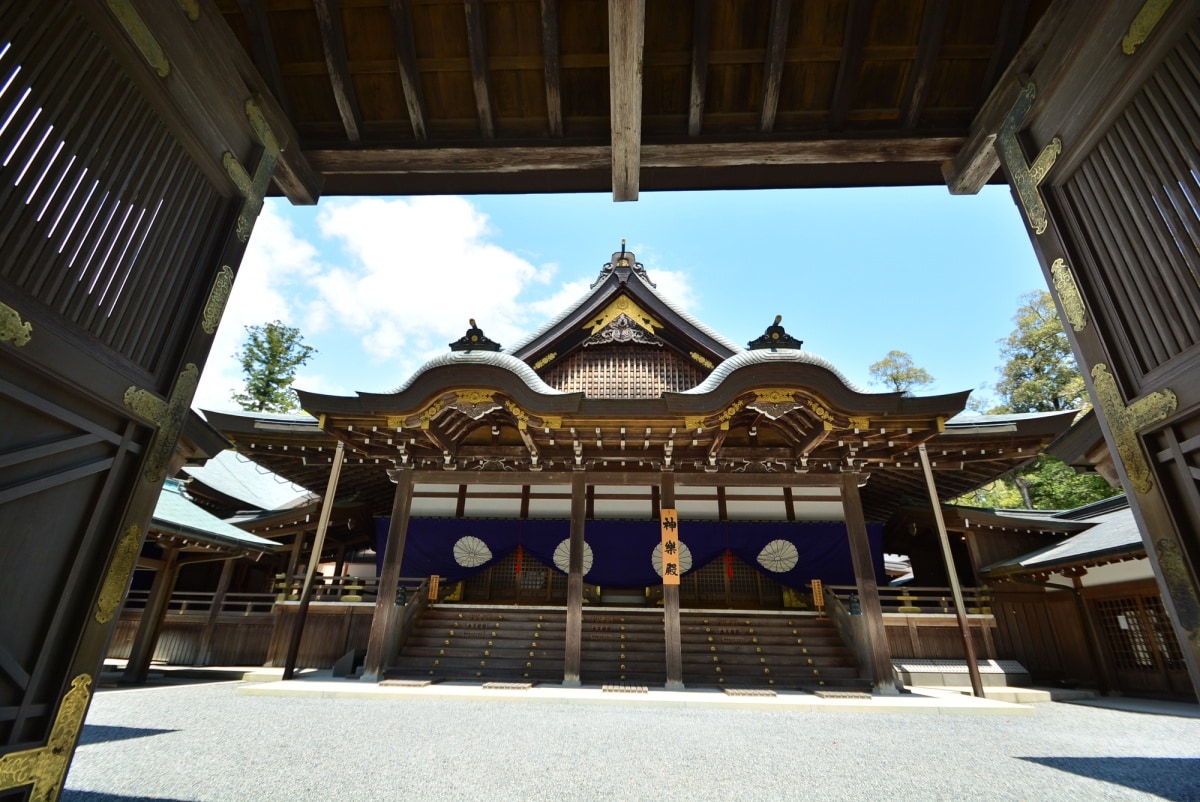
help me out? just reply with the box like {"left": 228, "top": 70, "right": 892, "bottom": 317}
{"left": 978, "top": 0, "right": 1031, "bottom": 111}
{"left": 688, "top": 0, "right": 711, "bottom": 137}
{"left": 236, "top": 0, "right": 293, "bottom": 120}
{"left": 759, "top": 0, "right": 791, "bottom": 133}
{"left": 829, "top": 0, "right": 872, "bottom": 130}
{"left": 540, "top": 0, "right": 563, "bottom": 137}
{"left": 387, "top": 0, "right": 429, "bottom": 141}
{"left": 464, "top": 0, "right": 496, "bottom": 139}
{"left": 899, "top": 0, "right": 948, "bottom": 129}
{"left": 313, "top": 0, "right": 363, "bottom": 143}
{"left": 306, "top": 137, "right": 962, "bottom": 175}
{"left": 608, "top": 0, "right": 645, "bottom": 201}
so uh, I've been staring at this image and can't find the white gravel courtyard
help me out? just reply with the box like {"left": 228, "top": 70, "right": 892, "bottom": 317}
{"left": 64, "top": 678, "right": 1200, "bottom": 802}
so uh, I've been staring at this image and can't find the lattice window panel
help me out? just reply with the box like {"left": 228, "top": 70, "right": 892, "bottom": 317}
{"left": 540, "top": 344, "right": 707, "bottom": 398}
{"left": 1053, "top": 22, "right": 1200, "bottom": 385}
{"left": 0, "top": 1, "right": 229, "bottom": 381}
{"left": 1094, "top": 595, "right": 1166, "bottom": 672}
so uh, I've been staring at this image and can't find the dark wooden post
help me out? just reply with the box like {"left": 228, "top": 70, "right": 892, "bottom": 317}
{"left": 917, "top": 444, "right": 985, "bottom": 697}
{"left": 661, "top": 470, "right": 684, "bottom": 690}
{"left": 197, "top": 557, "right": 236, "bottom": 666}
{"left": 121, "top": 547, "right": 181, "bottom": 684}
{"left": 362, "top": 465, "right": 415, "bottom": 682}
{"left": 283, "top": 441, "right": 346, "bottom": 680}
{"left": 563, "top": 470, "right": 586, "bottom": 686}
{"left": 285, "top": 532, "right": 305, "bottom": 588}
{"left": 840, "top": 474, "right": 899, "bottom": 695}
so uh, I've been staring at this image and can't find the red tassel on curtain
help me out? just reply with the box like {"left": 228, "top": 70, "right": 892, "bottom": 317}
{"left": 724, "top": 549, "right": 734, "bottom": 579}
{"left": 515, "top": 544, "right": 523, "bottom": 575}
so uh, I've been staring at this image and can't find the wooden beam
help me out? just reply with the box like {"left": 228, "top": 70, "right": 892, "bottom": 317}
{"left": 759, "top": 0, "right": 791, "bottom": 133}
{"left": 363, "top": 466, "right": 414, "bottom": 681}
{"left": 410, "top": 469, "right": 845, "bottom": 487}
{"left": 840, "top": 474, "right": 898, "bottom": 694}
{"left": 540, "top": 0, "right": 563, "bottom": 137}
{"left": 387, "top": 0, "right": 429, "bottom": 141}
{"left": 829, "top": 0, "right": 872, "bottom": 130}
{"left": 942, "top": 0, "right": 1072, "bottom": 194}
{"left": 464, "top": 0, "right": 496, "bottom": 139}
{"left": 978, "top": 0, "right": 1030, "bottom": 108}
{"left": 122, "top": 547, "right": 180, "bottom": 684}
{"left": 306, "top": 137, "right": 963, "bottom": 175}
{"left": 687, "top": 0, "right": 711, "bottom": 136}
{"left": 608, "top": 0, "right": 645, "bottom": 201}
{"left": 899, "top": 0, "right": 948, "bottom": 129}
{"left": 563, "top": 471, "right": 586, "bottom": 686}
{"left": 237, "top": 0, "right": 294, "bottom": 121}
{"left": 661, "top": 470, "right": 684, "bottom": 690}
{"left": 313, "top": 0, "right": 363, "bottom": 143}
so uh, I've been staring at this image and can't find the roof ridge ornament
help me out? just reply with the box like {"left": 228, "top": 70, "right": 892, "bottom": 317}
{"left": 748, "top": 315, "right": 803, "bottom": 351}
{"left": 449, "top": 318, "right": 501, "bottom": 352}
{"left": 592, "top": 239, "right": 655, "bottom": 288}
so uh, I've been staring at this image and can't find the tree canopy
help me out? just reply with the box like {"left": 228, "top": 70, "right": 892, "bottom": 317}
{"left": 993, "top": 290, "right": 1088, "bottom": 413}
{"left": 233, "top": 321, "right": 316, "bottom": 413}
{"left": 867, "top": 350, "right": 934, "bottom": 395}
{"left": 954, "top": 290, "right": 1116, "bottom": 511}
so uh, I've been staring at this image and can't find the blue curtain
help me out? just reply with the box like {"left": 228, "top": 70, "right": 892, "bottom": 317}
{"left": 375, "top": 517, "right": 884, "bottom": 589}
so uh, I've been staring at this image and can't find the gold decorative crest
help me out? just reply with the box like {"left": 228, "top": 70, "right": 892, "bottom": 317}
{"left": 201, "top": 266, "right": 234, "bottom": 334}
{"left": 505, "top": 401, "right": 530, "bottom": 429}
{"left": 0, "top": 674, "right": 92, "bottom": 800}
{"left": 124, "top": 364, "right": 200, "bottom": 483}
{"left": 995, "top": 82, "right": 1061, "bottom": 235}
{"left": 1154, "top": 537, "right": 1200, "bottom": 649}
{"left": 96, "top": 525, "right": 142, "bottom": 623}
{"left": 847, "top": 416, "right": 871, "bottom": 431}
{"left": 753, "top": 389, "right": 798, "bottom": 405}
{"left": 1091, "top": 363, "right": 1176, "bottom": 494}
{"left": 106, "top": 0, "right": 169, "bottom": 77}
{"left": 224, "top": 99, "right": 281, "bottom": 242}
{"left": 1122, "top": 0, "right": 1172, "bottom": 55}
{"left": 417, "top": 399, "right": 445, "bottom": 430}
{"left": 807, "top": 400, "right": 837, "bottom": 425}
{"left": 0, "top": 301, "right": 32, "bottom": 346}
{"left": 716, "top": 400, "right": 744, "bottom": 430}
{"left": 454, "top": 389, "right": 497, "bottom": 405}
{"left": 690, "top": 352, "right": 714, "bottom": 369}
{"left": 1051, "top": 259, "right": 1087, "bottom": 332}
{"left": 684, "top": 416, "right": 705, "bottom": 431}
{"left": 177, "top": 0, "right": 200, "bottom": 20}
{"left": 538, "top": 415, "right": 562, "bottom": 431}
{"left": 586, "top": 296, "right": 662, "bottom": 335}
{"left": 533, "top": 353, "right": 557, "bottom": 369}
{"left": 748, "top": 389, "right": 802, "bottom": 420}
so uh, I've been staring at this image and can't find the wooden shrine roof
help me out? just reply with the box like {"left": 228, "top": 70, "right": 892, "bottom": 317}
{"left": 205, "top": 0, "right": 1053, "bottom": 199}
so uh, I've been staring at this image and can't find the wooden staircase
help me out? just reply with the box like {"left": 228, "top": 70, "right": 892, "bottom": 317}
{"left": 681, "top": 611, "right": 869, "bottom": 691}
{"left": 390, "top": 605, "right": 870, "bottom": 691}
{"left": 390, "top": 606, "right": 566, "bottom": 683}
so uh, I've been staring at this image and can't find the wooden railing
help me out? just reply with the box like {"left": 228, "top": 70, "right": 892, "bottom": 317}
{"left": 825, "top": 585, "right": 994, "bottom": 615}
{"left": 272, "top": 574, "right": 383, "bottom": 602}
{"left": 121, "top": 590, "right": 278, "bottom": 616}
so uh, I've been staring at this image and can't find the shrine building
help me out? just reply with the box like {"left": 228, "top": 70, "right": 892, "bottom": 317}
{"left": 206, "top": 248, "right": 1074, "bottom": 692}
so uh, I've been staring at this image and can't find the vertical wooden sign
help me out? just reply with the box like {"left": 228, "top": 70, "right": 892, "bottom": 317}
{"left": 660, "top": 508, "right": 681, "bottom": 585}
{"left": 428, "top": 574, "right": 440, "bottom": 600}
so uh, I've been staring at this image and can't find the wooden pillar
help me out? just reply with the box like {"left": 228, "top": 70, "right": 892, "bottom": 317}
{"left": 122, "top": 547, "right": 181, "bottom": 684}
{"left": 1070, "top": 573, "right": 1115, "bottom": 696}
{"left": 197, "top": 557, "right": 236, "bottom": 666}
{"left": 840, "top": 474, "right": 899, "bottom": 695}
{"left": 661, "top": 470, "right": 684, "bottom": 689}
{"left": 563, "top": 470, "right": 586, "bottom": 687}
{"left": 362, "top": 465, "right": 415, "bottom": 682}
{"left": 285, "top": 532, "right": 305, "bottom": 588}
{"left": 918, "top": 444, "right": 985, "bottom": 697}
{"left": 283, "top": 441, "right": 346, "bottom": 680}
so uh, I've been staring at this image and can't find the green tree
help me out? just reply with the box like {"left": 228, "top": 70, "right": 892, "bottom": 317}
{"left": 868, "top": 350, "right": 934, "bottom": 395}
{"left": 952, "top": 290, "right": 1116, "bottom": 511}
{"left": 233, "top": 321, "right": 316, "bottom": 413}
{"left": 993, "top": 290, "right": 1088, "bottom": 413}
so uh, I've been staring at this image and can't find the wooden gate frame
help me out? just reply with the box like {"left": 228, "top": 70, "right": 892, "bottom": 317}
{"left": 945, "top": 0, "right": 1200, "bottom": 698}
{"left": 0, "top": 1, "right": 316, "bottom": 798}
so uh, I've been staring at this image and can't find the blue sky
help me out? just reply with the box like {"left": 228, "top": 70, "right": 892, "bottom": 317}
{"left": 193, "top": 185, "right": 1045, "bottom": 415}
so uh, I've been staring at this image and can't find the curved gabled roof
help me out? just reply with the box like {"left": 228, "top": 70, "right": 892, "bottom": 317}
{"left": 506, "top": 265, "right": 741, "bottom": 362}
{"left": 392, "top": 350, "right": 565, "bottom": 396}
{"left": 680, "top": 348, "right": 868, "bottom": 395}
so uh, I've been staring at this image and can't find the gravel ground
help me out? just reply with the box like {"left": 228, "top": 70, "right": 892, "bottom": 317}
{"left": 63, "top": 680, "right": 1200, "bottom": 802}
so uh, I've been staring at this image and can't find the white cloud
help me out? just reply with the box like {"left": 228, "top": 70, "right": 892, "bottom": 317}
{"left": 192, "top": 204, "right": 321, "bottom": 412}
{"left": 310, "top": 197, "right": 551, "bottom": 369}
